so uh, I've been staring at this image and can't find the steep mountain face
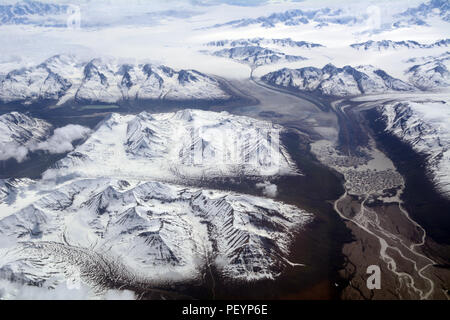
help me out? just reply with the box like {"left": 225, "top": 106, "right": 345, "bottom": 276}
{"left": 351, "top": 39, "right": 450, "bottom": 51}
{"left": 0, "top": 112, "right": 52, "bottom": 162}
{"left": 0, "top": 1, "right": 69, "bottom": 27}
{"left": 0, "top": 55, "right": 230, "bottom": 105}
{"left": 380, "top": 99, "right": 450, "bottom": 198}
{"left": 212, "top": 46, "right": 306, "bottom": 68}
{"left": 406, "top": 55, "right": 450, "bottom": 90}
{"left": 206, "top": 38, "right": 323, "bottom": 49}
{"left": 0, "top": 177, "right": 313, "bottom": 285}
{"left": 261, "top": 64, "right": 414, "bottom": 97}
{"left": 49, "top": 109, "right": 297, "bottom": 181}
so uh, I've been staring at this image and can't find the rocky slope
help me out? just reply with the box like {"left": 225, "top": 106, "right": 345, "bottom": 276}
{"left": 380, "top": 99, "right": 450, "bottom": 198}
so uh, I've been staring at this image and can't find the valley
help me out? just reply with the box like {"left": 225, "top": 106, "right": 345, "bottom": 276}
{"left": 0, "top": 0, "right": 449, "bottom": 301}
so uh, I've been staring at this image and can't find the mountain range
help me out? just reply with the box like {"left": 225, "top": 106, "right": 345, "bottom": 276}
{"left": 350, "top": 39, "right": 450, "bottom": 51}
{"left": 0, "top": 177, "right": 313, "bottom": 285}
{"left": 45, "top": 109, "right": 297, "bottom": 181}
{"left": 0, "top": 55, "right": 230, "bottom": 106}
{"left": 206, "top": 38, "right": 324, "bottom": 49}
{"left": 210, "top": 46, "right": 307, "bottom": 68}
{"left": 0, "top": 1, "right": 68, "bottom": 27}
{"left": 261, "top": 64, "right": 415, "bottom": 97}
{"left": 209, "top": 0, "right": 449, "bottom": 30}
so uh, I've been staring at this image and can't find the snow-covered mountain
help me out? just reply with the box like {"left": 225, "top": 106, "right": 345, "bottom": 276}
{"left": 0, "top": 55, "right": 230, "bottom": 105}
{"left": 0, "top": 107, "right": 308, "bottom": 292}
{"left": 209, "top": 7, "right": 361, "bottom": 29}
{"left": 0, "top": 178, "right": 31, "bottom": 206}
{"left": 261, "top": 64, "right": 414, "bottom": 97}
{"left": 0, "top": 177, "right": 313, "bottom": 286}
{"left": 398, "top": 0, "right": 450, "bottom": 23}
{"left": 210, "top": 46, "right": 307, "bottom": 68}
{"left": 206, "top": 38, "right": 323, "bottom": 49}
{"left": 47, "top": 109, "right": 296, "bottom": 181}
{"left": 350, "top": 39, "right": 450, "bottom": 51}
{"left": 0, "top": 112, "right": 51, "bottom": 162}
{"left": 206, "top": 1, "right": 448, "bottom": 31}
{"left": 380, "top": 99, "right": 450, "bottom": 198}
{"left": 0, "top": 1, "right": 69, "bottom": 27}
{"left": 406, "top": 55, "right": 450, "bottom": 90}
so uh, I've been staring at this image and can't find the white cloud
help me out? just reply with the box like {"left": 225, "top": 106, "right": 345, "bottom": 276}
{"left": 0, "top": 124, "right": 91, "bottom": 163}
{"left": 256, "top": 181, "right": 278, "bottom": 197}
{"left": 0, "top": 142, "right": 29, "bottom": 162}
{"left": 32, "top": 124, "right": 91, "bottom": 154}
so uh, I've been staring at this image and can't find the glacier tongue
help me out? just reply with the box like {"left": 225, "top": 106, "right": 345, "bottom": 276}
{"left": 48, "top": 109, "right": 298, "bottom": 181}
{"left": 0, "top": 177, "right": 313, "bottom": 285}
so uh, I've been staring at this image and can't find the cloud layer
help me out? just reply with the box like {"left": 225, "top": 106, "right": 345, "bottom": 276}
{"left": 256, "top": 181, "right": 278, "bottom": 197}
{"left": 0, "top": 124, "right": 91, "bottom": 163}
{"left": 32, "top": 124, "right": 92, "bottom": 154}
